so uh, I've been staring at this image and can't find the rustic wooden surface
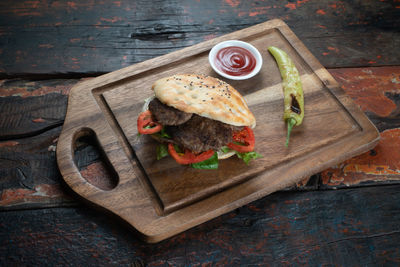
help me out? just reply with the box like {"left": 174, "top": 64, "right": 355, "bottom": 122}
{"left": 0, "top": 0, "right": 399, "bottom": 76}
{"left": 56, "top": 20, "right": 379, "bottom": 242}
{"left": 1, "top": 0, "right": 400, "bottom": 264}
{"left": 1, "top": 185, "right": 400, "bottom": 266}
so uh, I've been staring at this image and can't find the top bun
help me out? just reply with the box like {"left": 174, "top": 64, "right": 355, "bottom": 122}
{"left": 152, "top": 74, "right": 256, "bottom": 127}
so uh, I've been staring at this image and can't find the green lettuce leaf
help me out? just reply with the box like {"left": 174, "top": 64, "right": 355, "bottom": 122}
{"left": 220, "top": 146, "right": 231, "bottom": 153}
{"left": 156, "top": 143, "right": 169, "bottom": 160}
{"left": 235, "top": 151, "right": 263, "bottom": 165}
{"left": 191, "top": 152, "right": 219, "bottom": 170}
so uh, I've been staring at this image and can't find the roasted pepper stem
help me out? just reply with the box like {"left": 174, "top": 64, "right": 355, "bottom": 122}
{"left": 268, "top": 46, "right": 304, "bottom": 146}
{"left": 285, "top": 118, "right": 296, "bottom": 147}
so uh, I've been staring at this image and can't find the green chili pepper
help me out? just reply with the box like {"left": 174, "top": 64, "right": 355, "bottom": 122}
{"left": 268, "top": 46, "right": 304, "bottom": 147}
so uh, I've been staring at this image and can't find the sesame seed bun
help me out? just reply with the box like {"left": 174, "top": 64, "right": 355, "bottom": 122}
{"left": 152, "top": 74, "right": 256, "bottom": 128}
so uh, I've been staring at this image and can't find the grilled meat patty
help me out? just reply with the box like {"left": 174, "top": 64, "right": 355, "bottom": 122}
{"left": 148, "top": 98, "right": 192, "bottom": 126}
{"left": 149, "top": 98, "right": 242, "bottom": 153}
{"left": 168, "top": 115, "right": 240, "bottom": 153}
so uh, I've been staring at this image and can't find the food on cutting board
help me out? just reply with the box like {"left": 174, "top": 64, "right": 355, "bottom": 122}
{"left": 268, "top": 46, "right": 304, "bottom": 147}
{"left": 137, "top": 74, "right": 262, "bottom": 169}
{"left": 214, "top": 46, "right": 257, "bottom": 77}
{"left": 208, "top": 40, "right": 263, "bottom": 80}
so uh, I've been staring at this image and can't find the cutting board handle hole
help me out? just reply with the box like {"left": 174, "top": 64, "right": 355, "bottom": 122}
{"left": 73, "top": 128, "right": 119, "bottom": 191}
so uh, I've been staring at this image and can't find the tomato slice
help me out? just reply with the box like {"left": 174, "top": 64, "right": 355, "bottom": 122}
{"left": 137, "top": 110, "right": 163, "bottom": 134}
{"left": 227, "top": 126, "right": 255, "bottom": 153}
{"left": 168, "top": 143, "right": 214, "bottom": 165}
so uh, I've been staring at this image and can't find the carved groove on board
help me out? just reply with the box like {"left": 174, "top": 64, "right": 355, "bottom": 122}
{"left": 92, "top": 91, "right": 164, "bottom": 214}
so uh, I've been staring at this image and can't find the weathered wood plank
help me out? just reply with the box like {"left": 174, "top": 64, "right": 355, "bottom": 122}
{"left": 1, "top": 68, "right": 399, "bottom": 142}
{"left": 0, "top": 126, "right": 67, "bottom": 209}
{"left": 0, "top": 93, "right": 66, "bottom": 139}
{"left": 1, "top": 66, "right": 399, "bottom": 209}
{"left": 0, "top": 68, "right": 398, "bottom": 141}
{"left": 0, "top": 78, "right": 77, "bottom": 139}
{"left": 0, "top": 129, "right": 315, "bottom": 210}
{"left": 0, "top": 127, "right": 111, "bottom": 210}
{"left": 1, "top": 185, "right": 399, "bottom": 265}
{"left": 330, "top": 67, "right": 400, "bottom": 132}
{"left": 321, "top": 128, "right": 400, "bottom": 189}
{"left": 0, "top": 0, "right": 398, "bottom": 76}
{"left": 321, "top": 67, "right": 400, "bottom": 188}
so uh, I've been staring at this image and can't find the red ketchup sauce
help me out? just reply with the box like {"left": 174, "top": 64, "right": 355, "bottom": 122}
{"left": 214, "top": 46, "right": 256, "bottom": 76}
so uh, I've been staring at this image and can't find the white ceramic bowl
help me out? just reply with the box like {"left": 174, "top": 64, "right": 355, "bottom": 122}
{"left": 208, "top": 40, "right": 263, "bottom": 80}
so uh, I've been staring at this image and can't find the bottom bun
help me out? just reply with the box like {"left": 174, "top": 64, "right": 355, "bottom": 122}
{"left": 217, "top": 148, "right": 236, "bottom": 160}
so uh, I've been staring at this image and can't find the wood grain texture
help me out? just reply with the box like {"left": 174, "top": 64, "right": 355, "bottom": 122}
{"left": 0, "top": 0, "right": 399, "bottom": 76}
{"left": 321, "top": 128, "right": 400, "bottom": 189}
{"left": 1, "top": 185, "right": 400, "bottom": 265}
{"left": 330, "top": 66, "right": 400, "bottom": 132}
{"left": 0, "top": 0, "right": 398, "bottom": 263}
{"left": 0, "top": 126, "right": 315, "bottom": 210}
{"left": 321, "top": 66, "right": 400, "bottom": 188}
{"left": 0, "top": 78, "right": 78, "bottom": 139}
{"left": 56, "top": 20, "right": 379, "bottom": 242}
{"left": 0, "top": 126, "right": 116, "bottom": 210}
{"left": 1, "top": 66, "right": 398, "bottom": 210}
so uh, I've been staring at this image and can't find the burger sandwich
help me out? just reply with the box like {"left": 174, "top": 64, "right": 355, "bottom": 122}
{"left": 137, "top": 74, "right": 261, "bottom": 169}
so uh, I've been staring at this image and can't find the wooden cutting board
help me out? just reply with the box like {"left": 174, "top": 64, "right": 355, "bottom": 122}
{"left": 56, "top": 19, "right": 379, "bottom": 243}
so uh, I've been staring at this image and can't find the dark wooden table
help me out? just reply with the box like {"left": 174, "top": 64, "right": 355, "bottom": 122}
{"left": 1, "top": 0, "right": 400, "bottom": 265}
